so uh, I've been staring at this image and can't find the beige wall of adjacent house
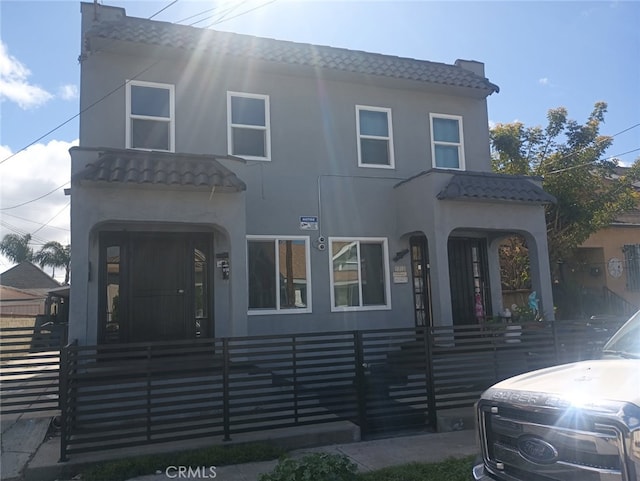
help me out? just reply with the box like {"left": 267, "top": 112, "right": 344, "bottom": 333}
{"left": 579, "top": 225, "right": 640, "bottom": 309}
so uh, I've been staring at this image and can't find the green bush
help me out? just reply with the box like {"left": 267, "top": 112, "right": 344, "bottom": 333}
{"left": 259, "top": 452, "right": 358, "bottom": 481}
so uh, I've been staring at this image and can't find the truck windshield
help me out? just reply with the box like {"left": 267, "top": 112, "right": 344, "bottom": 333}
{"left": 602, "top": 310, "right": 640, "bottom": 359}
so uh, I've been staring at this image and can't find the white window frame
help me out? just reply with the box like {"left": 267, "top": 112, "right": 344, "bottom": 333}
{"left": 247, "top": 235, "right": 311, "bottom": 315}
{"left": 329, "top": 237, "right": 391, "bottom": 312}
{"left": 227, "top": 91, "right": 271, "bottom": 161}
{"left": 356, "top": 105, "right": 395, "bottom": 169}
{"left": 429, "top": 113, "right": 465, "bottom": 170}
{"left": 125, "top": 80, "right": 175, "bottom": 152}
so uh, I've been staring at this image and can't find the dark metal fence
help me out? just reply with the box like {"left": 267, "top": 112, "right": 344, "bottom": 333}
{"left": 57, "top": 319, "right": 625, "bottom": 461}
{"left": 0, "top": 324, "right": 67, "bottom": 415}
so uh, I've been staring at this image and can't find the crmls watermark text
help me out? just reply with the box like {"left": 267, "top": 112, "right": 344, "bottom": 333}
{"left": 165, "top": 466, "right": 217, "bottom": 478}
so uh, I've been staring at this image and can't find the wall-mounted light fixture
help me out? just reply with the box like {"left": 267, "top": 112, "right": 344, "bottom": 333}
{"left": 393, "top": 248, "right": 409, "bottom": 262}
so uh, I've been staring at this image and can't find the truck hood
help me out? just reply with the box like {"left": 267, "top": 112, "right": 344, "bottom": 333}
{"left": 487, "top": 359, "right": 640, "bottom": 407}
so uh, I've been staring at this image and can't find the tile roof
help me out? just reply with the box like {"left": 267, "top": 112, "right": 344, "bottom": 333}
{"left": 75, "top": 149, "right": 246, "bottom": 192}
{"left": 85, "top": 15, "right": 499, "bottom": 94}
{"left": 0, "top": 262, "right": 61, "bottom": 290}
{"left": 437, "top": 171, "right": 556, "bottom": 204}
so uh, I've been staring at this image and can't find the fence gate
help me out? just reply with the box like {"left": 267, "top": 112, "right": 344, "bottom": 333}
{"left": 0, "top": 323, "right": 67, "bottom": 415}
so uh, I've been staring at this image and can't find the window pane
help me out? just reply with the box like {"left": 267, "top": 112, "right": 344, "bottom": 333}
{"left": 361, "top": 138, "right": 390, "bottom": 165}
{"left": 232, "top": 127, "right": 266, "bottom": 157}
{"left": 279, "top": 240, "right": 307, "bottom": 309}
{"left": 194, "top": 248, "right": 207, "bottom": 319}
{"left": 131, "top": 85, "right": 170, "bottom": 118}
{"left": 359, "top": 110, "right": 388, "bottom": 136}
{"left": 105, "top": 246, "right": 120, "bottom": 343}
{"left": 360, "top": 243, "right": 386, "bottom": 306}
{"left": 332, "top": 241, "right": 360, "bottom": 307}
{"left": 433, "top": 118, "right": 460, "bottom": 143}
{"left": 434, "top": 144, "right": 460, "bottom": 168}
{"left": 231, "top": 96, "right": 265, "bottom": 126}
{"left": 248, "top": 241, "right": 276, "bottom": 309}
{"left": 131, "top": 119, "right": 169, "bottom": 150}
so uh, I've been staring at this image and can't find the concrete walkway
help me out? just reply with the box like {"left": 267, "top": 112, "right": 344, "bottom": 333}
{"left": 2, "top": 413, "right": 478, "bottom": 481}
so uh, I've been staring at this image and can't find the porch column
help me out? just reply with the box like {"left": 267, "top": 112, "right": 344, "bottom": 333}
{"left": 525, "top": 232, "right": 555, "bottom": 321}
{"left": 428, "top": 232, "right": 453, "bottom": 326}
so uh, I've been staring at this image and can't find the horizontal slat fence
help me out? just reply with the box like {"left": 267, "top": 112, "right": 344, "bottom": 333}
{"left": 55, "top": 319, "right": 629, "bottom": 460}
{"left": 0, "top": 325, "right": 67, "bottom": 415}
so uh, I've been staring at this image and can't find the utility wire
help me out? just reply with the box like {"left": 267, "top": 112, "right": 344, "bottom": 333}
{"left": 0, "top": 0, "right": 277, "bottom": 169}
{"left": 149, "top": 0, "right": 179, "bottom": 19}
{"left": 33, "top": 202, "right": 71, "bottom": 235}
{"left": 546, "top": 147, "right": 640, "bottom": 175}
{"left": 0, "top": 181, "right": 69, "bottom": 210}
{"left": 1, "top": 211, "right": 70, "bottom": 232}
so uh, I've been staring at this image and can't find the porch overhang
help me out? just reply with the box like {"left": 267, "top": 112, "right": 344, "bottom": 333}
{"left": 73, "top": 148, "right": 246, "bottom": 193}
{"left": 436, "top": 171, "right": 556, "bottom": 205}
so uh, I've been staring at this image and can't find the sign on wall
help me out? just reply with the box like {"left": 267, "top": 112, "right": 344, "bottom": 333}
{"left": 300, "top": 216, "right": 318, "bottom": 230}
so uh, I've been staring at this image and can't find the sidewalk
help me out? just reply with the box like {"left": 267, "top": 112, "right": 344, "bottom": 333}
{"left": 127, "top": 430, "right": 479, "bottom": 481}
{"left": 2, "top": 413, "right": 478, "bottom": 481}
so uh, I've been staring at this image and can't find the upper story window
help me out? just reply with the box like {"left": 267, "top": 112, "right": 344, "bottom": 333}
{"left": 430, "top": 113, "right": 464, "bottom": 170}
{"left": 126, "top": 80, "right": 175, "bottom": 151}
{"left": 228, "top": 92, "right": 271, "bottom": 161}
{"left": 356, "top": 106, "right": 394, "bottom": 168}
{"left": 329, "top": 237, "right": 391, "bottom": 312}
{"left": 247, "top": 236, "right": 311, "bottom": 314}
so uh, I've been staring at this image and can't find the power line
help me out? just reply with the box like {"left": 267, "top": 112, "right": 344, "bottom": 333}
{"left": 33, "top": 202, "right": 71, "bottom": 236}
{"left": 149, "top": 0, "right": 179, "bottom": 19}
{"left": 1, "top": 211, "right": 70, "bottom": 232}
{"left": 0, "top": 0, "right": 277, "bottom": 169}
{"left": 546, "top": 147, "right": 640, "bottom": 175}
{"left": 0, "top": 181, "right": 69, "bottom": 210}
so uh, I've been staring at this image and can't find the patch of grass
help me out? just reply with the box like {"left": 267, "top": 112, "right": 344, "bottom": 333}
{"left": 80, "top": 442, "right": 287, "bottom": 481}
{"left": 357, "top": 456, "right": 475, "bottom": 481}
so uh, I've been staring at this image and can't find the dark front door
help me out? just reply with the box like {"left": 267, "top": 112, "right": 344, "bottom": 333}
{"left": 100, "top": 232, "right": 213, "bottom": 344}
{"left": 448, "top": 238, "right": 491, "bottom": 325}
{"left": 129, "top": 237, "right": 189, "bottom": 342}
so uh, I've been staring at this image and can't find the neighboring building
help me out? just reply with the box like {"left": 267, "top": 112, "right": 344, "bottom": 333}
{"left": 0, "top": 262, "right": 61, "bottom": 316}
{"left": 69, "top": 2, "right": 556, "bottom": 345}
{"left": 563, "top": 167, "right": 640, "bottom": 316}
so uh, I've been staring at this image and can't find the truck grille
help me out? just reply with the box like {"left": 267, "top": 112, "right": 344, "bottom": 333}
{"left": 477, "top": 399, "right": 629, "bottom": 481}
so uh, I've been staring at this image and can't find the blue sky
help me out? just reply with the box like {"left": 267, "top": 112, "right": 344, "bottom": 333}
{"left": 1, "top": 0, "right": 639, "bottom": 276}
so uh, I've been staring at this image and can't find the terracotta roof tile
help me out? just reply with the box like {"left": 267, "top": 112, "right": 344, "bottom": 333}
{"left": 86, "top": 16, "right": 499, "bottom": 94}
{"left": 437, "top": 171, "right": 556, "bottom": 204}
{"left": 75, "top": 149, "right": 246, "bottom": 192}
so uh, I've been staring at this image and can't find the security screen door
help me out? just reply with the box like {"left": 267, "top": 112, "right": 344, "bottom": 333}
{"left": 129, "top": 236, "right": 189, "bottom": 342}
{"left": 100, "top": 232, "right": 211, "bottom": 344}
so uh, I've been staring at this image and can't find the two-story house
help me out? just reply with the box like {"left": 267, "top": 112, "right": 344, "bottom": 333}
{"left": 69, "top": 2, "right": 556, "bottom": 346}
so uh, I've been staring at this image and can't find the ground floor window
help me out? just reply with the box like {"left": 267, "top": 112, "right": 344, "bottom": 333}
{"left": 329, "top": 237, "right": 390, "bottom": 311}
{"left": 247, "top": 236, "right": 311, "bottom": 314}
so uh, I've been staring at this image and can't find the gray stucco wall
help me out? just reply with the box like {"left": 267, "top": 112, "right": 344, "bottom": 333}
{"left": 72, "top": 4, "right": 553, "bottom": 342}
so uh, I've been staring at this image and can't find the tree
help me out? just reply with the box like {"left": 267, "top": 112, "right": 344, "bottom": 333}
{"left": 491, "top": 102, "right": 640, "bottom": 270}
{"left": 0, "top": 233, "right": 34, "bottom": 263}
{"left": 34, "top": 241, "right": 71, "bottom": 285}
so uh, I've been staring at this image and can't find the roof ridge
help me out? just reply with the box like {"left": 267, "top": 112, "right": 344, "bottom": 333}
{"left": 85, "top": 13, "right": 499, "bottom": 94}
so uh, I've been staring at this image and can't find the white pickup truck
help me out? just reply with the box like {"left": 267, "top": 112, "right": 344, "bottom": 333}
{"left": 473, "top": 310, "right": 640, "bottom": 481}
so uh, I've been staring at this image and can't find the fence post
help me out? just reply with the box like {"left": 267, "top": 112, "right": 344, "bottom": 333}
{"left": 422, "top": 327, "right": 438, "bottom": 430}
{"left": 58, "top": 340, "right": 76, "bottom": 462}
{"left": 292, "top": 335, "right": 298, "bottom": 424}
{"left": 222, "top": 338, "right": 231, "bottom": 441}
{"left": 353, "top": 331, "right": 368, "bottom": 438}
{"left": 552, "top": 321, "right": 561, "bottom": 365}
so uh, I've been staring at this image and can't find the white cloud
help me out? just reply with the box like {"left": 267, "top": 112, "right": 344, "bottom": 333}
{"left": 0, "top": 139, "right": 77, "bottom": 276}
{"left": 58, "top": 84, "right": 79, "bottom": 101}
{"left": 538, "top": 77, "right": 550, "bottom": 86}
{"left": 0, "top": 42, "right": 53, "bottom": 109}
